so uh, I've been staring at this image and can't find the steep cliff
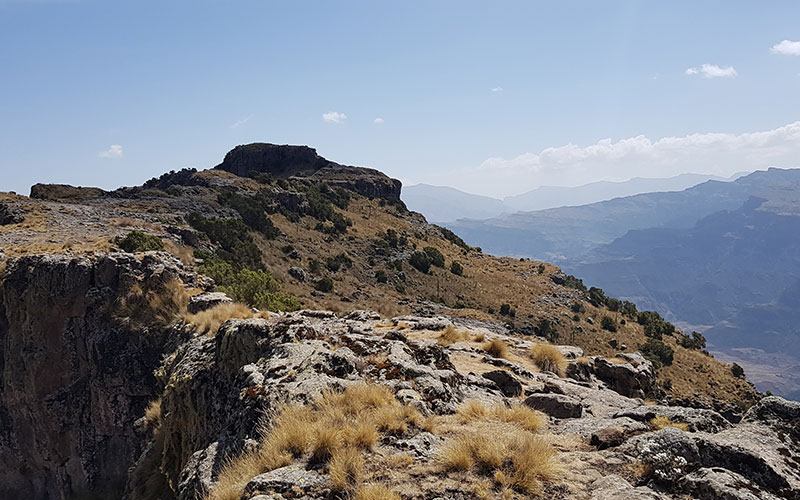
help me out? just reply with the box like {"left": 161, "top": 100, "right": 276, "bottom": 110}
{"left": 0, "top": 253, "right": 198, "bottom": 499}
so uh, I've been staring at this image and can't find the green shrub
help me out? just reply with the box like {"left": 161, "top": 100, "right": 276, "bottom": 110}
{"left": 186, "top": 213, "right": 263, "bottom": 270}
{"left": 450, "top": 261, "right": 463, "bottom": 276}
{"left": 678, "top": 331, "right": 707, "bottom": 350}
{"left": 325, "top": 253, "right": 352, "bottom": 272}
{"left": 499, "top": 303, "right": 511, "bottom": 316}
{"left": 570, "top": 302, "right": 586, "bottom": 314}
{"left": 560, "top": 274, "right": 587, "bottom": 292}
{"left": 434, "top": 225, "right": 470, "bottom": 251}
{"left": 423, "top": 246, "right": 445, "bottom": 268}
{"left": 621, "top": 300, "right": 638, "bottom": 318}
{"left": 217, "top": 191, "right": 279, "bottom": 238}
{"left": 408, "top": 251, "right": 431, "bottom": 273}
{"left": 315, "top": 277, "right": 334, "bottom": 293}
{"left": 639, "top": 338, "right": 674, "bottom": 369}
{"left": 375, "top": 270, "right": 388, "bottom": 283}
{"left": 637, "top": 311, "right": 675, "bottom": 340}
{"left": 308, "top": 259, "right": 322, "bottom": 274}
{"left": 600, "top": 316, "right": 617, "bottom": 332}
{"left": 218, "top": 268, "right": 300, "bottom": 312}
{"left": 731, "top": 363, "right": 745, "bottom": 379}
{"left": 537, "top": 318, "right": 557, "bottom": 341}
{"left": 118, "top": 230, "right": 164, "bottom": 253}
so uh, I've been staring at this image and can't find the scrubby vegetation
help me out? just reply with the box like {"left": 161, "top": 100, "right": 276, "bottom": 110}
{"left": 423, "top": 246, "right": 445, "bottom": 268}
{"left": 600, "top": 315, "right": 617, "bottom": 332}
{"left": 450, "top": 261, "right": 463, "bottom": 276}
{"left": 217, "top": 191, "right": 280, "bottom": 238}
{"left": 408, "top": 251, "right": 431, "bottom": 274}
{"left": 637, "top": 310, "right": 675, "bottom": 340}
{"left": 315, "top": 277, "right": 334, "bottom": 293}
{"left": 118, "top": 230, "right": 164, "bottom": 253}
{"left": 639, "top": 338, "right": 675, "bottom": 369}
{"left": 484, "top": 338, "right": 510, "bottom": 358}
{"left": 677, "top": 331, "right": 707, "bottom": 350}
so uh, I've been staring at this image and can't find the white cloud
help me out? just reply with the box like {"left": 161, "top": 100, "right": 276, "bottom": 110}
{"left": 419, "top": 122, "right": 800, "bottom": 198}
{"left": 98, "top": 144, "right": 123, "bottom": 159}
{"left": 685, "top": 64, "right": 737, "bottom": 78}
{"left": 322, "top": 111, "right": 347, "bottom": 124}
{"left": 373, "top": 117, "right": 385, "bottom": 124}
{"left": 771, "top": 40, "right": 800, "bottom": 56}
{"left": 491, "top": 87, "right": 504, "bottom": 93}
{"left": 230, "top": 114, "right": 253, "bottom": 129}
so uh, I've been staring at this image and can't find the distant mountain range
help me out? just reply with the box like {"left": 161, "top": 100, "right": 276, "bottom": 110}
{"left": 440, "top": 167, "right": 800, "bottom": 399}
{"left": 402, "top": 172, "right": 743, "bottom": 223}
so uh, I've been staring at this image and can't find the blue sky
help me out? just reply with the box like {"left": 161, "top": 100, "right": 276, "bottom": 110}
{"left": 1, "top": 1, "right": 799, "bottom": 197}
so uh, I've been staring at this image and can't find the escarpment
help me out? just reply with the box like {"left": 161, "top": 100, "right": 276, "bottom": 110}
{"left": 0, "top": 143, "right": 782, "bottom": 499}
{"left": 0, "top": 253, "right": 199, "bottom": 499}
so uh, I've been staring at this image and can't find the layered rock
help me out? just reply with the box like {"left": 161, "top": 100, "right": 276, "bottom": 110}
{"left": 215, "top": 143, "right": 402, "bottom": 200}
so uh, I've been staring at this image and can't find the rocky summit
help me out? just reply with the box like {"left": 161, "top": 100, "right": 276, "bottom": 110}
{"left": 0, "top": 144, "right": 790, "bottom": 500}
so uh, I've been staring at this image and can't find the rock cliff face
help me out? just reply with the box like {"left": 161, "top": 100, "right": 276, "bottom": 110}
{"left": 215, "top": 143, "right": 402, "bottom": 200}
{"left": 0, "top": 253, "right": 197, "bottom": 500}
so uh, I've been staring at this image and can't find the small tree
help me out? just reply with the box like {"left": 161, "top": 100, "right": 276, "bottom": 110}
{"left": 423, "top": 246, "right": 445, "bottom": 268}
{"left": 314, "top": 277, "right": 334, "bottom": 293}
{"left": 601, "top": 316, "right": 617, "bottom": 332}
{"left": 731, "top": 363, "right": 745, "bottom": 379}
{"left": 450, "top": 261, "right": 463, "bottom": 276}
{"left": 408, "top": 251, "right": 431, "bottom": 273}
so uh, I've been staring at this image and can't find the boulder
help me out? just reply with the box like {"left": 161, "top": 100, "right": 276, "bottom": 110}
{"left": 590, "top": 475, "right": 667, "bottom": 499}
{"left": 188, "top": 291, "right": 234, "bottom": 314}
{"left": 482, "top": 370, "right": 523, "bottom": 397}
{"left": 287, "top": 266, "right": 306, "bottom": 282}
{"left": 524, "top": 393, "right": 583, "bottom": 418}
{"left": 682, "top": 467, "right": 782, "bottom": 500}
{"left": 593, "top": 353, "right": 658, "bottom": 399}
{"left": 243, "top": 466, "right": 327, "bottom": 498}
{"left": 0, "top": 202, "right": 24, "bottom": 225}
{"left": 614, "top": 405, "right": 731, "bottom": 433}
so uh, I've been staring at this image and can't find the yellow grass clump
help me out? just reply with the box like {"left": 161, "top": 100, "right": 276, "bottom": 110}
{"left": 206, "top": 383, "right": 427, "bottom": 500}
{"left": 439, "top": 432, "right": 557, "bottom": 494}
{"left": 437, "top": 324, "right": 470, "bottom": 345}
{"left": 493, "top": 404, "right": 546, "bottom": 433}
{"left": 183, "top": 303, "right": 259, "bottom": 336}
{"left": 530, "top": 344, "right": 567, "bottom": 376}
{"left": 163, "top": 239, "right": 195, "bottom": 266}
{"left": 115, "top": 279, "right": 189, "bottom": 326}
{"left": 143, "top": 397, "right": 162, "bottom": 430}
{"left": 483, "top": 338, "right": 510, "bottom": 359}
{"left": 355, "top": 483, "right": 401, "bottom": 500}
{"left": 650, "top": 416, "right": 689, "bottom": 431}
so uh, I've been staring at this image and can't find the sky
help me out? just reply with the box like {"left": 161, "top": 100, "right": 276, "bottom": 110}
{"left": 1, "top": 1, "right": 799, "bottom": 198}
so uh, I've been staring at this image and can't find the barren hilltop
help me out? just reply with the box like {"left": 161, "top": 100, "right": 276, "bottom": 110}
{"left": 1, "top": 144, "right": 796, "bottom": 500}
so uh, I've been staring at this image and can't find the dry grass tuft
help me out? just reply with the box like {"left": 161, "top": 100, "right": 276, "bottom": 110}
{"left": 163, "top": 239, "right": 195, "bottom": 266}
{"left": 472, "top": 332, "right": 486, "bottom": 343}
{"left": 483, "top": 338, "right": 510, "bottom": 359}
{"left": 530, "top": 344, "right": 567, "bottom": 376}
{"left": 650, "top": 416, "right": 689, "bottom": 431}
{"left": 329, "top": 446, "right": 364, "bottom": 491}
{"left": 143, "top": 397, "right": 162, "bottom": 430}
{"left": 437, "top": 324, "right": 470, "bottom": 345}
{"left": 183, "top": 303, "right": 258, "bottom": 336}
{"left": 457, "top": 400, "right": 489, "bottom": 422}
{"left": 505, "top": 434, "right": 559, "bottom": 493}
{"left": 575, "top": 356, "right": 592, "bottom": 366}
{"left": 115, "top": 279, "right": 189, "bottom": 326}
{"left": 354, "top": 483, "right": 401, "bottom": 500}
{"left": 439, "top": 432, "right": 557, "bottom": 493}
{"left": 493, "top": 404, "right": 546, "bottom": 433}
{"left": 207, "top": 382, "right": 426, "bottom": 500}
